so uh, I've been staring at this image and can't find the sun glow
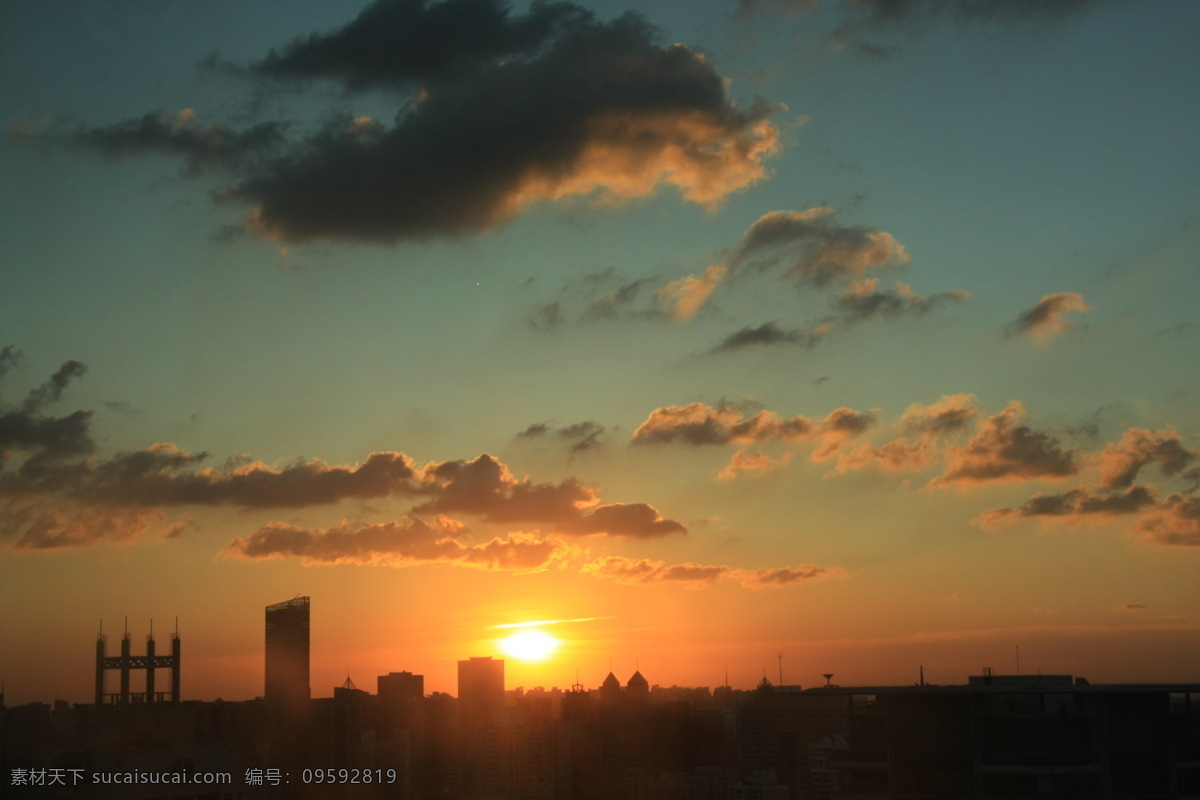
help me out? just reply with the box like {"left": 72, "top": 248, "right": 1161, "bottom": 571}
{"left": 498, "top": 629, "right": 560, "bottom": 662}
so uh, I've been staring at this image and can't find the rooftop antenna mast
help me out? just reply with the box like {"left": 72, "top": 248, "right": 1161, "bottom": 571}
{"left": 777, "top": 653, "right": 784, "bottom": 687}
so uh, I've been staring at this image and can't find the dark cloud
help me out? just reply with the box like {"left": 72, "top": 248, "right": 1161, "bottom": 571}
{"left": 0, "top": 356, "right": 96, "bottom": 476}
{"left": 726, "top": 207, "right": 909, "bottom": 286}
{"left": 22, "top": 360, "right": 87, "bottom": 413}
{"left": 222, "top": 516, "right": 572, "bottom": 569}
{"left": 71, "top": 110, "right": 286, "bottom": 175}
{"left": 709, "top": 321, "right": 834, "bottom": 353}
{"left": 632, "top": 401, "right": 873, "bottom": 463}
{"left": 978, "top": 484, "right": 1200, "bottom": 548}
{"left": 581, "top": 277, "right": 661, "bottom": 322}
{"left": 530, "top": 301, "right": 565, "bottom": 330}
{"left": 254, "top": 0, "right": 591, "bottom": 89}
{"left": 557, "top": 422, "right": 606, "bottom": 452}
{"left": 0, "top": 360, "right": 682, "bottom": 547}
{"left": 834, "top": 278, "right": 968, "bottom": 322}
{"left": 976, "top": 485, "right": 1158, "bottom": 529}
{"left": 412, "top": 454, "right": 685, "bottom": 537}
{"left": 632, "top": 402, "right": 812, "bottom": 446}
{"left": 56, "top": 0, "right": 779, "bottom": 243}
{"left": 0, "top": 346, "right": 21, "bottom": 380}
{"left": 831, "top": 0, "right": 1113, "bottom": 57}
{"left": 529, "top": 269, "right": 667, "bottom": 329}
{"left": 1003, "top": 292, "right": 1089, "bottom": 339}
{"left": 930, "top": 401, "right": 1079, "bottom": 487}
{"left": 3, "top": 443, "right": 683, "bottom": 545}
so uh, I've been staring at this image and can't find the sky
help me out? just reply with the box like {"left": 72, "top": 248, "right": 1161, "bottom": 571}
{"left": 1, "top": 0, "right": 1198, "bottom": 705}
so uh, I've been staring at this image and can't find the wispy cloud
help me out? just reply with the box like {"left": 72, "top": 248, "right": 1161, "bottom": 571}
{"left": 582, "top": 554, "right": 842, "bottom": 588}
{"left": 1003, "top": 292, "right": 1089, "bottom": 340}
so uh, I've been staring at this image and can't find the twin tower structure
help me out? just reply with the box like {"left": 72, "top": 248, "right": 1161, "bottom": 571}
{"left": 93, "top": 596, "right": 311, "bottom": 708}
{"left": 93, "top": 619, "right": 181, "bottom": 706}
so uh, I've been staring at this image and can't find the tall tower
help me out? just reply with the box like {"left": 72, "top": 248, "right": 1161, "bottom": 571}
{"left": 265, "top": 596, "right": 310, "bottom": 708}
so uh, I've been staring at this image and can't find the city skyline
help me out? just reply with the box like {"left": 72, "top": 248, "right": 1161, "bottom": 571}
{"left": 2, "top": 0, "right": 1199, "bottom": 707}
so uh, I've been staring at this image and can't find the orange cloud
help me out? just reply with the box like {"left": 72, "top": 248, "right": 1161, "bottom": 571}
{"left": 657, "top": 265, "right": 728, "bottom": 321}
{"left": 632, "top": 402, "right": 873, "bottom": 459}
{"left": 715, "top": 450, "right": 793, "bottom": 481}
{"left": 1004, "top": 292, "right": 1089, "bottom": 340}
{"left": 1136, "top": 494, "right": 1200, "bottom": 546}
{"left": 223, "top": 517, "right": 575, "bottom": 570}
{"left": 1095, "top": 427, "right": 1198, "bottom": 490}
{"left": 834, "top": 394, "right": 979, "bottom": 474}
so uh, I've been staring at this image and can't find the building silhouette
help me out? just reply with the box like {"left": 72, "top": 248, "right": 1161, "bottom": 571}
{"left": 458, "top": 656, "right": 504, "bottom": 727}
{"left": 93, "top": 619, "right": 181, "bottom": 706}
{"left": 264, "top": 596, "right": 309, "bottom": 708}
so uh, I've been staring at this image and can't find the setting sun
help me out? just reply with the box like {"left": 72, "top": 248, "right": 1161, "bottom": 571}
{"left": 498, "top": 629, "right": 560, "bottom": 662}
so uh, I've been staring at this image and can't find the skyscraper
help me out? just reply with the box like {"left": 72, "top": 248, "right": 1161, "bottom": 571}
{"left": 458, "top": 656, "right": 504, "bottom": 727}
{"left": 265, "top": 596, "right": 309, "bottom": 708}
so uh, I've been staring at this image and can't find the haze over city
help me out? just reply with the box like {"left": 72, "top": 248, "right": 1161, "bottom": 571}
{"left": 1, "top": 0, "right": 1198, "bottom": 707}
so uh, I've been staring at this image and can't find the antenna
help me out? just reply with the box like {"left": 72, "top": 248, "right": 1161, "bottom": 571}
{"left": 777, "top": 653, "right": 783, "bottom": 687}
{"left": 1015, "top": 645, "right": 1021, "bottom": 676}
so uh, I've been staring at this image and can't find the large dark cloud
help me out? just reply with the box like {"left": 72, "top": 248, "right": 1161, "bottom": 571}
{"left": 54, "top": 0, "right": 779, "bottom": 243}
{"left": 254, "top": 0, "right": 591, "bottom": 88}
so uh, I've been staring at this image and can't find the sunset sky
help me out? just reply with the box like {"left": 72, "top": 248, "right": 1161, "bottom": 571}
{"left": 2, "top": 0, "right": 1198, "bottom": 706}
